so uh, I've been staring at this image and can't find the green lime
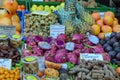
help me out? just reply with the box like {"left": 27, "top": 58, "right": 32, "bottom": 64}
{"left": 12, "top": 34, "right": 21, "bottom": 39}
{"left": 26, "top": 76, "right": 37, "bottom": 80}
{"left": 0, "top": 34, "right": 7, "bottom": 38}
{"left": 25, "top": 56, "right": 37, "bottom": 62}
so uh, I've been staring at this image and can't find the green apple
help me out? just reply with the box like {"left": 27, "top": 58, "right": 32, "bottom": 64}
{"left": 32, "top": 4, "right": 37, "bottom": 8}
{"left": 56, "top": 5, "right": 60, "bottom": 10}
{"left": 37, "top": 5, "right": 44, "bottom": 11}
{"left": 60, "top": 2, "right": 65, "bottom": 8}
{"left": 30, "top": 7, "right": 37, "bottom": 12}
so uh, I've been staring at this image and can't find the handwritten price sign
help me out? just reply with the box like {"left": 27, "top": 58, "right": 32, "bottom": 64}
{"left": 0, "top": 59, "right": 12, "bottom": 69}
{"left": 50, "top": 24, "right": 65, "bottom": 38}
{"left": 80, "top": 53, "right": 103, "bottom": 61}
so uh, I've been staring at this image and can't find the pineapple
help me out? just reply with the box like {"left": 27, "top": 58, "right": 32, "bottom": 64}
{"left": 76, "top": 2, "right": 95, "bottom": 25}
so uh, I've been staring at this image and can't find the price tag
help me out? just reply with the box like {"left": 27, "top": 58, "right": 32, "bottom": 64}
{"left": 0, "top": 26, "right": 15, "bottom": 37}
{"left": 80, "top": 53, "right": 103, "bottom": 61}
{"left": 50, "top": 24, "right": 65, "bottom": 38}
{"left": 0, "top": 59, "right": 12, "bottom": 69}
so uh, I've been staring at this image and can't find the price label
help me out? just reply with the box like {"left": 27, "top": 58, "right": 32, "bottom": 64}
{"left": 50, "top": 24, "right": 65, "bottom": 38}
{"left": 0, "top": 26, "right": 15, "bottom": 37}
{"left": 0, "top": 59, "right": 12, "bottom": 69}
{"left": 80, "top": 53, "right": 103, "bottom": 61}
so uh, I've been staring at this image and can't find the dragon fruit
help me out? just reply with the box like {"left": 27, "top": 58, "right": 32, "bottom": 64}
{"left": 67, "top": 52, "right": 77, "bottom": 64}
{"left": 33, "top": 47, "right": 42, "bottom": 56}
{"left": 93, "top": 45, "right": 105, "bottom": 53}
{"left": 26, "top": 36, "right": 34, "bottom": 43}
{"left": 57, "top": 34, "right": 67, "bottom": 42}
{"left": 73, "top": 49, "right": 81, "bottom": 57}
{"left": 51, "top": 44, "right": 57, "bottom": 51}
{"left": 22, "top": 49, "right": 32, "bottom": 57}
{"left": 45, "top": 50, "right": 56, "bottom": 62}
{"left": 27, "top": 41, "right": 36, "bottom": 47}
{"left": 56, "top": 49, "right": 68, "bottom": 55}
{"left": 82, "top": 48, "right": 93, "bottom": 53}
{"left": 71, "top": 34, "right": 84, "bottom": 44}
{"left": 84, "top": 39, "right": 94, "bottom": 46}
{"left": 76, "top": 44, "right": 84, "bottom": 49}
{"left": 55, "top": 39, "right": 65, "bottom": 48}
{"left": 33, "top": 36, "right": 43, "bottom": 43}
{"left": 55, "top": 53, "right": 67, "bottom": 63}
{"left": 44, "top": 37, "right": 54, "bottom": 44}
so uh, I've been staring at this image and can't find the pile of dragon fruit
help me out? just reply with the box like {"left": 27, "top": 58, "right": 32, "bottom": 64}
{"left": 22, "top": 34, "right": 110, "bottom": 64}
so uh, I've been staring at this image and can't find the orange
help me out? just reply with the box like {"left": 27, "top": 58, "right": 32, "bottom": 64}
{"left": 113, "top": 20, "right": 118, "bottom": 26}
{"left": 114, "top": 18, "right": 118, "bottom": 22}
{"left": 113, "top": 25, "right": 120, "bottom": 32}
{"left": 21, "top": 5, "right": 25, "bottom": 9}
{"left": 101, "top": 25, "right": 112, "bottom": 33}
{"left": 91, "top": 24, "right": 101, "bottom": 35}
{"left": 98, "top": 32, "right": 105, "bottom": 39}
{"left": 104, "top": 11, "right": 115, "bottom": 18}
{"left": 91, "top": 12, "right": 100, "bottom": 21}
{"left": 103, "top": 16, "right": 114, "bottom": 26}
{"left": 96, "top": 19, "right": 104, "bottom": 27}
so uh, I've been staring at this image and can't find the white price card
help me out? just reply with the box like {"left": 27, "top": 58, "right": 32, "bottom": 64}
{"left": 0, "top": 59, "right": 12, "bottom": 69}
{"left": 0, "top": 26, "right": 15, "bottom": 37}
{"left": 50, "top": 24, "right": 65, "bottom": 38}
{"left": 80, "top": 53, "right": 103, "bottom": 61}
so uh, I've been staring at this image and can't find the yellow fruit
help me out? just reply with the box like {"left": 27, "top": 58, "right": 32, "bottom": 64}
{"left": 91, "top": 24, "right": 101, "bottom": 35}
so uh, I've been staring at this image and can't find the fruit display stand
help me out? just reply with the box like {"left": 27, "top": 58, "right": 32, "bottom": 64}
{"left": 0, "top": 0, "right": 120, "bottom": 80}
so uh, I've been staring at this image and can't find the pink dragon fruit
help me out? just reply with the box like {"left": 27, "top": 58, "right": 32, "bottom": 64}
{"left": 76, "top": 44, "right": 84, "bottom": 49}
{"left": 93, "top": 45, "right": 105, "bottom": 53}
{"left": 45, "top": 50, "right": 56, "bottom": 62}
{"left": 71, "top": 34, "right": 84, "bottom": 44}
{"left": 73, "top": 49, "right": 81, "bottom": 57}
{"left": 67, "top": 52, "right": 77, "bottom": 64}
{"left": 57, "top": 34, "right": 67, "bottom": 42}
{"left": 33, "top": 47, "right": 43, "bottom": 56}
{"left": 55, "top": 53, "right": 67, "bottom": 63}
{"left": 44, "top": 37, "right": 54, "bottom": 44}
{"left": 33, "top": 36, "right": 44, "bottom": 43}
{"left": 55, "top": 39, "right": 65, "bottom": 48}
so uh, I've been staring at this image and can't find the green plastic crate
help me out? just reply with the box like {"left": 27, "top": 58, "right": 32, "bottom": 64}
{"left": 85, "top": 3, "right": 116, "bottom": 13}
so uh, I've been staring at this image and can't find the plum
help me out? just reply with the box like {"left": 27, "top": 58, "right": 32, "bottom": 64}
{"left": 116, "top": 53, "right": 120, "bottom": 60}
{"left": 113, "top": 42, "right": 120, "bottom": 47}
{"left": 116, "top": 33, "right": 120, "bottom": 39}
{"left": 114, "top": 47, "right": 120, "bottom": 53}
{"left": 105, "top": 46, "right": 113, "bottom": 52}
{"left": 108, "top": 51, "right": 117, "bottom": 59}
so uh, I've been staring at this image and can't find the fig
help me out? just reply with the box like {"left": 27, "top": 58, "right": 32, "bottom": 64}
{"left": 116, "top": 53, "right": 120, "bottom": 60}
{"left": 108, "top": 51, "right": 117, "bottom": 59}
{"left": 114, "top": 47, "right": 120, "bottom": 53}
{"left": 113, "top": 42, "right": 120, "bottom": 47}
